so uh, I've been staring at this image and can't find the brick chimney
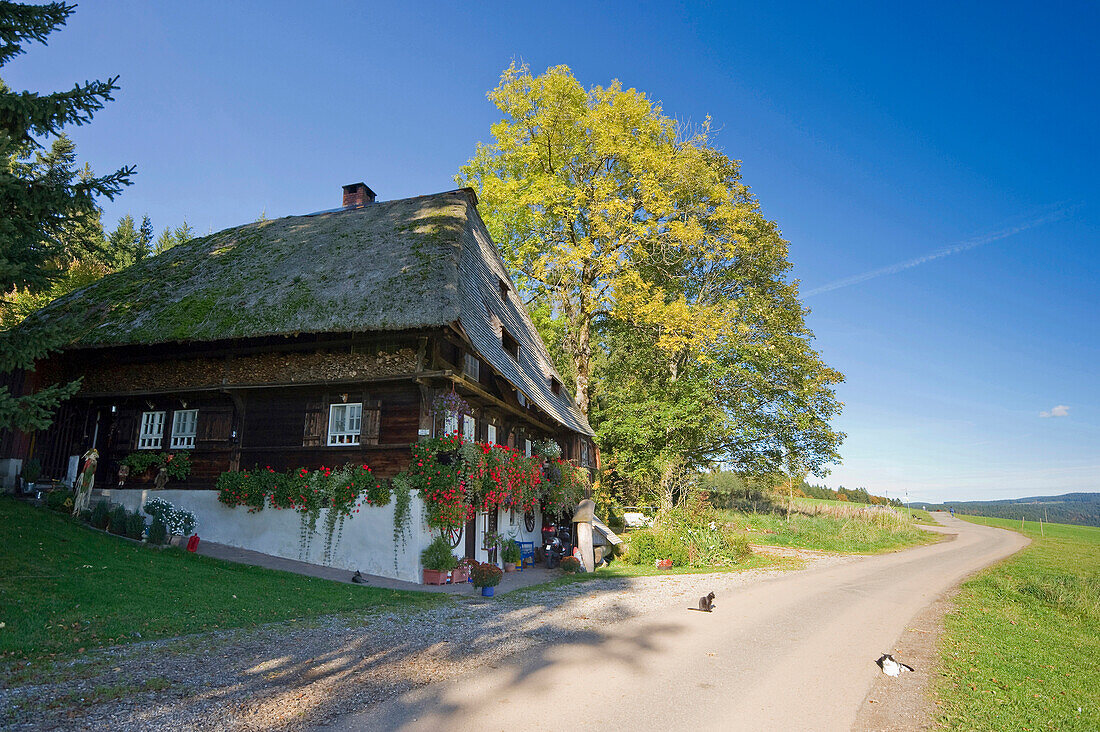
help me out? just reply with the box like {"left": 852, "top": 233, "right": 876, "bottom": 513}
{"left": 342, "top": 182, "right": 377, "bottom": 208}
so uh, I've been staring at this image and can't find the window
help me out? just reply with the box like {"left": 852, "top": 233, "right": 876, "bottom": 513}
{"left": 487, "top": 424, "right": 497, "bottom": 445}
{"left": 464, "top": 352, "right": 480, "bottom": 381}
{"left": 328, "top": 403, "right": 362, "bottom": 446}
{"left": 499, "top": 277, "right": 510, "bottom": 301}
{"left": 139, "top": 411, "right": 165, "bottom": 449}
{"left": 502, "top": 329, "right": 519, "bottom": 360}
{"left": 550, "top": 376, "right": 562, "bottom": 396}
{"left": 171, "top": 409, "right": 198, "bottom": 449}
{"left": 462, "top": 414, "right": 476, "bottom": 442}
{"left": 444, "top": 411, "right": 459, "bottom": 435}
{"left": 517, "top": 390, "right": 527, "bottom": 408}
{"left": 525, "top": 439, "right": 532, "bottom": 458}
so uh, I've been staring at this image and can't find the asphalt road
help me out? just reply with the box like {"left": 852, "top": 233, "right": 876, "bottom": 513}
{"left": 324, "top": 515, "right": 1027, "bottom": 731}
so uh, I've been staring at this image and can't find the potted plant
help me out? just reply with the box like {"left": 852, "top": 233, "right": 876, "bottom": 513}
{"left": 500, "top": 539, "right": 521, "bottom": 572}
{"left": 560, "top": 556, "right": 583, "bottom": 573}
{"left": 420, "top": 534, "right": 458, "bottom": 585}
{"left": 471, "top": 561, "right": 503, "bottom": 597}
{"left": 19, "top": 458, "right": 41, "bottom": 494}
{"left": 452, "top": 556, "right": 476, "bottom": 583}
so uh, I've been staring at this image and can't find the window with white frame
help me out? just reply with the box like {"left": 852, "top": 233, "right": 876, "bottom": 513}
{"left": 170, "top": 409, "right": 198, "bottom": 449}
{"left": 138, "top": 411, "right": 165, "bottom": 449}
{"left": 463, "top": 414, "right": 476, "bottom": 442}
{"left": 444, "top": 411, "right": 459, "bottom": 435}
{"left": 464, "top": 352, "right": 480, "bottom": 381}
{"left": 525, "top": 439, "right": 532, "bottom": 457}
{"left": 487, "top": 424, "right": 497, "bottom": 445}
{"left": 328, "top": 403, "right": 362, "bottom": 446}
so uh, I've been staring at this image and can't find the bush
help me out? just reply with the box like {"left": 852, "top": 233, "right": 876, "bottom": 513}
{"left": 44, "top": 489, "right": 74, "bottom": 513}
{"left": 146, "top": 517, "right": 168, "bottom": 545}
{"left": 500, "top": 539, "right": 522, "bottom": 564}
{"left": 126, "top": 512, "right": 146, "bottom": 540}
{"left": 471, "top": 561, "right": 503, "bottom": 588}
{"left": 108, "top": 505, "right": 129, "bottom": 535}
{"left": 90, "top": 500, "right": 110, "bottom": 530}
{"left": 143, "top": 498, "right": 196, "bottom": 536}
{"left": 622, "top": 505, "right": 751, "bottom": 568}
{"left": 560, "top": 556, "right": 582, "bottom": 573}
{"left": 420, "top": 534, "right": 458, "bottom": 571}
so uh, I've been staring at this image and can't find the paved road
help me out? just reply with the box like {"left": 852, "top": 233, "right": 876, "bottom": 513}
{"left": 324, "top": 516, "right": 1027, "bottom": 731}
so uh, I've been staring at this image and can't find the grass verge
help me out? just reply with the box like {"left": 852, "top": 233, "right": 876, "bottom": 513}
{"left": 938, "top": 515, "right": 1099, "bottom": 730}
{"left": 717, "top": 500, "right": 939, "bottom": 553}
{"left": 0, "top": 497, "right": 444, "bottom": 662}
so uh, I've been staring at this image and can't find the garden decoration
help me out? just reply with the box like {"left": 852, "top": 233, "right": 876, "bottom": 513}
{"left": 72, "top": 448, "right": 98, "bottom": 517}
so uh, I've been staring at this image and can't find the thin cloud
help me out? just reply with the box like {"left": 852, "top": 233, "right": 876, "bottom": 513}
{"left": 804, "top": 205, "right": 1076, "bottom": 297}
{"left": 1039, "top": 405, "right": 1070, "bottom": 418}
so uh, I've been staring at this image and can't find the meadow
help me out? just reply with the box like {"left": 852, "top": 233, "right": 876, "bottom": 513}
{"left": 717, "top": 497, "right": 940, "bottom": 554}
{"left": 0, "top": 497, "right": 442, "bottom": 662}
{"left": 938, "top": 515, "right": 1099, "bottom": 730}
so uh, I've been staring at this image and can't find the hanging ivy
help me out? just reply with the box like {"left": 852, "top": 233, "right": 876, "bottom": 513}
{"left": 217, "top": 462, "right": 388, "bottom": 563}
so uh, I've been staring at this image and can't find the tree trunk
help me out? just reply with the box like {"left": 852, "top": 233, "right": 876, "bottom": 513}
{"left": 573, "top": 314, "right": 592, "bottom": 417}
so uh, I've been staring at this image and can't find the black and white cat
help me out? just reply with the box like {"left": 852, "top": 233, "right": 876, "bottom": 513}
{"left": 876, "top": 653, "right": 914, "bottom": 676}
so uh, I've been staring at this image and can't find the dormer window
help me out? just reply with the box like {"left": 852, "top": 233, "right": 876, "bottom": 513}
{"left": 550, "top": 377, "right": 562, "bottom": 396}
{"left": 502, "top": 329, "right": 519, "bottom": 360}
{"left": 464, "top": 352, "right": 480, "bottom": 381}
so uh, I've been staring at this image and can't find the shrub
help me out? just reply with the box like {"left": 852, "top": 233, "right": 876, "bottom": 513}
{"left": 143, "top": 498, "right": 196, "bottom": 536}
{"left": 44, "top": 489, "right": 74, "bottom": 513}
{"left": 21, "top": 457, "right": 42, "bottom": 484}
{"left": 90, "top": 500, "right": 111, "bottom": 530}
{"left": 471, "top": 561, "right": 503, "bottom": 588}
{"left": 126, "top": 512, "right": 146, "bottom": 540}
{"left": 420, "top": 534, "right": 459, "bottom": 571}
{"left": 560, "top": 556, "right": 582, "bottom": 573}
{"left": 146, "top": 517, "right": 168, "bottom": 545}
{"left": 622, "top": 504, "right": 752, "bottom": 568}
{"left": 108, "top": 505, "right": 129, "bottom": 535}
{"left": 500, "top": 539, "right": 522, "bottom": 564}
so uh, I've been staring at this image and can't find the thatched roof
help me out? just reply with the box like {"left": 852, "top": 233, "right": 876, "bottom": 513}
{"left": 30, "top": 189, "right": 594, "bottom": 436}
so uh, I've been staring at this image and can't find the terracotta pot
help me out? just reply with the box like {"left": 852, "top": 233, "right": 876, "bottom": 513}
{"left": 422, "top": 568, "right": 449, "bottom": 585}
{"left": 503, "top": 562, "right": 516, "bottom": 573}
{"left": 451, "top": 567, "right": 470, "bottom": 583}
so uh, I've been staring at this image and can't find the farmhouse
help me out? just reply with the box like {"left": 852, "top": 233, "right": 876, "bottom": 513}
{"left": 1, "top": 184, "right": 597, "bottom": 582}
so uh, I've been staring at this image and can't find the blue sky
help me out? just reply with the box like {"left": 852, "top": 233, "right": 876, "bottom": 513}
{"left": 7, "top": 1, "right": 1097, "bottom": 502}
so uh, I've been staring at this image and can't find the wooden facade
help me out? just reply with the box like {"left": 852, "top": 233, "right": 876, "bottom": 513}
{"left": 14, "top": 327, "right": 596, "bottom": 491}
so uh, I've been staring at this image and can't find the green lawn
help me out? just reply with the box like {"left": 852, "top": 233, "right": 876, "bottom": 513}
{"left": 938, "top": 515, "right": 1099, "bottom": 731}
{"left": 0, "top": 497, "right": 444, "bottom": 662}
{"left": 717, "top": 502, "right": 939, "bottom": 554}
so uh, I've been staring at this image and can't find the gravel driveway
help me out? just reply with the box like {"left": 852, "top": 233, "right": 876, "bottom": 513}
{"left": 2, "top": 555, "right": 849, "bottom": 731}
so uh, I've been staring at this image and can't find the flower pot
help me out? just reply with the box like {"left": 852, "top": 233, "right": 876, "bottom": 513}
{"left": 422, "top": 568, "right": 449, "bottom": 585}
{"left": 451, "top": 567, "right": 470, "bottom": 583}
{"left": 481, "top": 586, "right": 494, "bottom": 597}
{"left": 503, "top": 562, "right": 516, "bottom": 573}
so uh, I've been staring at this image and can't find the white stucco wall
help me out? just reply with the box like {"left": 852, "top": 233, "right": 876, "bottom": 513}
{"left": 95, "top": 488, "right": 429, "bottom": 583}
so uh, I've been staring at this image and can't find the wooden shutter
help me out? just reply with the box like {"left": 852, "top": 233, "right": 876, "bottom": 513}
{"left": 303, "top": 398, "right": 326, "bottom": 447}
{"left": 362, "top": 400, "right": 381, "bottom": 445}
{"left": 197, "top": 407, "right": 233, "bottom": 445}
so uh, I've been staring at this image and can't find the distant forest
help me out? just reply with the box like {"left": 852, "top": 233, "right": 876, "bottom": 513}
{"left": 699, "top": 472, "right": 903, "bottom": 508}
{"left": 920, "top": 493, "right": 1100, "bottom": 528}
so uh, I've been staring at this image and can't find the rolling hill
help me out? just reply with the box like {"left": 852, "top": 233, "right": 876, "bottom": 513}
{"left": 921, "top": 492, "right": 1100, "bottom": 527}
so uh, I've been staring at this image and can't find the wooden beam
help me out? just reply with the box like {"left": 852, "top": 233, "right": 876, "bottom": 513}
{"left": 76, "top": 371, "right": 450, "bottom": 399}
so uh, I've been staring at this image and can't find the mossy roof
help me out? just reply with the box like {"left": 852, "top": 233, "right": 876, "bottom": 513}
{"left": 30, "top": 188, "right": 594, "bottom": 436}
